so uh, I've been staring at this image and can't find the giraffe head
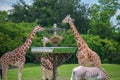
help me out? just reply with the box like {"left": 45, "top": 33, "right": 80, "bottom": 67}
{"left": 41, "top": 37, "right": 50, "bottom": 43}
{"left": 33, "top": 25, "right": 45, "bottom": 32}
{"left": 62, "top": 15, "right": 74, "bottom": 24}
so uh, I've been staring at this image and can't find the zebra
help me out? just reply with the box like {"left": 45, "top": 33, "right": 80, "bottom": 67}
{"left": 70, "top": 66, "right": 110, "bottom": 80}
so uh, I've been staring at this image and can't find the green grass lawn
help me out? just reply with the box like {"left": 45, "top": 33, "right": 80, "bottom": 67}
{"left": 7, "top": 64, "right": 120, "bottom": 80}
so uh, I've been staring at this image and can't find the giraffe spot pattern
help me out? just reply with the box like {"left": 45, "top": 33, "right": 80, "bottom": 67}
{"left": 62, "top": 15, "right": 101, "bottom": 67}
{"left": 0, "top": 26, "right": 44, "bottom": 80}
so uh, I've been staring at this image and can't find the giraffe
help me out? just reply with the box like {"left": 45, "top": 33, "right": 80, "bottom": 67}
{"left": 40, "top": 37, "right": 53, "bottom": 80}
{"left": 40, "top": 57, "right": 53, "bottom": 80}
{"left": 0, "top": 25, "right": 45, "bottom": 80}
{"left": 62, "top": 15, "right": 101, "bottom": 67}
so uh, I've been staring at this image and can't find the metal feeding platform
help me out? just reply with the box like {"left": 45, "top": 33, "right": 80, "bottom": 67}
{"left": 31, "top": 47, "right": 77, "bottom": 80}
{"left": 31, "top": 47, "right": 77, "bottom": 53}
{"left": 31, "top": 23, "right": 77, "bottom": 80}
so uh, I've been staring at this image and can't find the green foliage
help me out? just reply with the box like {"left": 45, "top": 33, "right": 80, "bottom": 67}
{"left": 60, "top": 29, "right": 76, "bottom": 47}
{"left": 0, "top": 11, "right": 8, "bottom": 21}
{"left": 0, "top": 0, "right": 120, "bottom": 64}
{"left": 0, "top": 21, "right": 38, "bottom": 56}
{"left": 8, "top": 0, "right": 90, "bottom": 33}
{"left": 89, "top": 0, "right": 120, "bottom": 39}
{"left": 82, "top": 35, "right": 104, "bottom": 60}
{"left": 0, "top": 18, "right": 119, "bottom": 64}
{"left": 59, "top": 30, "right": 120, "bottom": 64}
{"left": 117, "top": 15, "right": 120, "bottom": 20}
{"left": 84, "top": 35, "right": 120, "bottom": 64}
{"left": 101, "top": 39, "right": 120, "bottom": 64}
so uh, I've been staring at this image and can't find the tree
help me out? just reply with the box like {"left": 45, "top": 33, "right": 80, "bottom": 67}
{"left": 8, "top": 0, "right": 33, "bottom": 23}
{"left": 115, "top": 15, "right": 120, "bottom": 41}
{"left": 8, "top": 0, "right": 90, "bottom": 33}
{"left": 0, "top": 11, "right": 8, "bottom": 21}
{"left": 89, "top": 0, "right": 120, "bottom": 39}
{"left": 0, "top": 21, "right": 37, "bottom": 56}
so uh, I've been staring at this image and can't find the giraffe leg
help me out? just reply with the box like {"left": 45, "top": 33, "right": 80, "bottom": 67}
{"left": 18, "top": 64, "right": 24, "bottom": 80}
{"left": 41, "top": 65, "right": 47, "bottom": 80}
{"left": 2, "top": 64, "right": 8, "bottom": 80}
{"left": 45, "top": 68, "right": 52, "bottom": 80}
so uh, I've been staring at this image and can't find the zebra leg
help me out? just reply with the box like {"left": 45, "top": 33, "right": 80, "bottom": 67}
{"left": 70, "top": 71, "right": 74, "bottom": 80}
{"left": 74, "top": 73, "right": 81, "bottom": 80}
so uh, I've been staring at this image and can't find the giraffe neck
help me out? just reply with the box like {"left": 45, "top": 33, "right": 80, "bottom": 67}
{"left": 20, "top": 30, "right": 36, "bottom": 54}
{"left": 69, "top": 21, "right": 88, "bottom": 49}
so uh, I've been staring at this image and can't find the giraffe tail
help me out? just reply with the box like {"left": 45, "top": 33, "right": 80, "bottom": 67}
{"left": 98, "top": 67, "right": 110, "bottom": 80}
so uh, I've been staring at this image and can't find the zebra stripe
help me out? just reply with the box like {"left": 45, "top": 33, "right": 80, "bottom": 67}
{"left": 70, "top": 66, "right": 110, "bottom": 80}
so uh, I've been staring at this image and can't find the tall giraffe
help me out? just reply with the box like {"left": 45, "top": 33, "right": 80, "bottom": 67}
{"left": 62, "top": 15, "right": 101, "bottom": 67}
{"left": 0, "top": 25, "right": 45, "bottom": 80}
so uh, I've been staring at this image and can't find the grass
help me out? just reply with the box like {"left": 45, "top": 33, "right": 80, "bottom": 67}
{"left": 53, "top": 47, "right": 77, "bottom": 54}
{"left": 7, "top": 64, "right": 120, "bottom": 80}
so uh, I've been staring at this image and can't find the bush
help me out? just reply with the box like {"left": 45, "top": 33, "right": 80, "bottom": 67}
{"left": 0, "top": 23, "right": 120, "bottom": 64}
{"left": 100, "top": 39, "right": 120, "bottom": 64}
{"left": 59, "top": 30, "right": 120, "bottom": 64}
